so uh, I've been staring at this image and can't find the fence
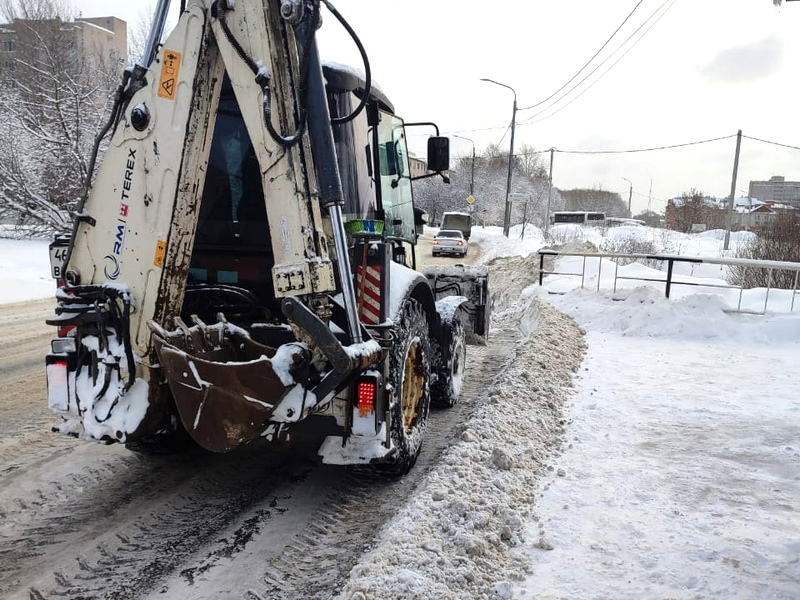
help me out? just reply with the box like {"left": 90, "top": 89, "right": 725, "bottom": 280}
{"left": 537, "top": 250, "right": 800, "bottom": 314}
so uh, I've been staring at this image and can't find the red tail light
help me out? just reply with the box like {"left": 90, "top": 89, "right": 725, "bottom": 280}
{"left": 457, "top": 240, "right": 464, "bottom": 246}
{"left": 58, "top": 325, "right": 76, "bottom": 338}
{"left": 357, "top": 379, "right": 377, "bottom": 416}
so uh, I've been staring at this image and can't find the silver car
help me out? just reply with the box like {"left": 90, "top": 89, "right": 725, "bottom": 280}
{"left": 432, "top": 229, "right": 468, "bottom": 257}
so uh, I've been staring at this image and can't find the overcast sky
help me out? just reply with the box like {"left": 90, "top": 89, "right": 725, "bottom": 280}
{"left": 71, "top": 0, "right": 800, "bottom": 215}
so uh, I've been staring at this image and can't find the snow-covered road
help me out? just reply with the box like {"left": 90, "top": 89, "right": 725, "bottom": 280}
{"left": 2, "top": 226, "right": 798, "bottom": 600}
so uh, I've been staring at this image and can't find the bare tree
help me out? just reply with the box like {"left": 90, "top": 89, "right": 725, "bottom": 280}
{"left": 560, "top": 187, "right": 627, "bottom": 217}
{"left": 413, "top": 142, "right": 561, "bottom": 231}
{"left": 1, "top": 0, "right": 72, "bottom": 21}
{"left": 516, "top": 142, "right": 548, "bottom": 180}
{"left": 730, "top": 211, "right": 800, "bottom": 288}
{"left": 0, "top": 0, "right": 120, "bottom": 231}
{"left": 632, "top": 209, "right": 665, "bottom": 228}
{"left": 128, "top": 4, "right": 155, "bottom": 63}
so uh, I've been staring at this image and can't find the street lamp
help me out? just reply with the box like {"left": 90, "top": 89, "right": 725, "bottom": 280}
{"left": 452, "top": 134, "right": 476, "bottom": 197}
{"left": 480, "top": 78, "right": 517, "bottom": 237}
{"left": 622, "top": 177, "right": 633, "bottom": 216}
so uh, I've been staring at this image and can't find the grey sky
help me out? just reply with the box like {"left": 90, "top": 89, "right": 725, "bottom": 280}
{"left": 72, "top": 0, "right": 800, "bottom": 215}
{"left": 700, "top": 37, "right": 785, "bottom": 83}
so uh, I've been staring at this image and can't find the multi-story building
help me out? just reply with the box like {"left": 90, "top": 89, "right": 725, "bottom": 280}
{"left": 0, "top": 15, "right": 126, "bottom": 82}
{"left": 408, "top": 154, "right": 428, "bottom": 179}
{"left": 748, "top": 176, "right": 800, "bottom": 208}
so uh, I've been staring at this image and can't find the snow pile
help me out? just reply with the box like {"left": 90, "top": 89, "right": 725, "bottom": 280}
{"left": 469, "top": 225, "right": 546, "bottom": 263}
{"left": 336, "top": 257, "right": 587, "bottom": 599}
{"left": 538, "top": 285, "right": 800, "bottom": 342}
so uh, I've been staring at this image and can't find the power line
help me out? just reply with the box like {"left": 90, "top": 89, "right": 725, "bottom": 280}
{"left": 445, "top": 132, "right": 800, "bottom": 160}
{"left": 520, "top": 0, "right": 677, "bottom": 125}
{"left": 742, "top": 134, "right": 800, "bottom": 152}
{"left": 552, "top": 133, "right": 736, "bottom": 155}
{"left": 519, "top": 0, "right": 677, "bottom": 126}
{"left": 518, "top": 0, "right": 647, "bottom": 112}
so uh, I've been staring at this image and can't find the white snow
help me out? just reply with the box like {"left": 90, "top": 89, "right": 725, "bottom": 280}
{"left": 3, "top": 224, "right": 799, "bottom": 598}
{"left": 0, "top": 236, "right": 56, "bottom": 304}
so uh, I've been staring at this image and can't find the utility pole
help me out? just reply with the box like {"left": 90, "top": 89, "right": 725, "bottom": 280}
{"left": 453, "top": 134, "right": 476, "bottom": 197}
{"left": 469, "top": 145, "right": 475, "bottom": 197}
{"left": 480, "top": 78, "right": 517, "bottom": 237}
{"left": 545, "top": 147, "right": 555, "bottom": 234}
{"left": 505, "top": 99, "right": 517, "bottom": 237}
{"left": 622, "top": 177, "right": 633, "bottom": 216}
{"left": 723, "top": 129, "right": 742, "bottom": 251}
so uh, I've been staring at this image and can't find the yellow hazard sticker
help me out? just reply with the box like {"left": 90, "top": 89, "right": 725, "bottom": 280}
{"left": 154, "top": 239, "right": 167, "bottom": 268}
{"left": 158, "top": 50, "right": 182, "bottom": 100}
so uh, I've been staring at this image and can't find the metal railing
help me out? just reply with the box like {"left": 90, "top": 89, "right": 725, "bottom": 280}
{"left": 537, "top": 250, "right": 800, "bottom": 314}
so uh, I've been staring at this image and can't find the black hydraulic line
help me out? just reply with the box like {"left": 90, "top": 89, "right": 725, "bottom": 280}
{"left": 213, "top": 0, "right": 317, "bottom": 148}
{"left": 62, "top": 71, "right": 129, "bottom": 275}
{"left": 320, "top": 0, "right": 371, "bottom": 125}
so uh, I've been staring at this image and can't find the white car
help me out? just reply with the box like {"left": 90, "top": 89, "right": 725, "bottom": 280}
{"left": 432, "top": 229, "right": 468, "bottom": 257}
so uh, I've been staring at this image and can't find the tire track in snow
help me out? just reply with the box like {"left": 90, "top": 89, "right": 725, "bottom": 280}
{"left": 0, "top": 248, "right": 549, "bottom": 600}
{"left": 248, "top": 332, "right": 518, "bottom": 600}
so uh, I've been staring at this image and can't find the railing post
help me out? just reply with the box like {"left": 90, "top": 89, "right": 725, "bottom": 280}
{"left": 581, "top": 256, "right": 587, "bottom": 289}
{"left": 597, "top": 256, "right": 602, "bottom": 292}
{"left": 539, "top": 252, "right": 545, "bottom": 285}
{"left": 737, "top": 266, "right": 746, "bottom": 312}
{"left": 764, "top": 268, "right": 773, "bottom": 314}
{"left": 665, "top": 259, "right": 675, "bottom": 298}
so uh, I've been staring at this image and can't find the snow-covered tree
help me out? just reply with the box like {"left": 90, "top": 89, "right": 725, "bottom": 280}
{"left": 560, "top": 187, "right": 628, "bottom": 217}
{"left": 413, "top": 143, "right": 562, "bottom": 231}
{"left": 0, "top": 0, "right": 122, "bottom": 231}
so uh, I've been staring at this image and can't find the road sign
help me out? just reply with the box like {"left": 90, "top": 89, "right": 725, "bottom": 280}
{"left": 467, "top": 195, "right": 475, "bottom": 204}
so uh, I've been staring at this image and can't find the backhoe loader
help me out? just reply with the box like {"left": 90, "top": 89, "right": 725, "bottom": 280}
{"left": 45, "top": 0, "right": 490, "bottom": 474}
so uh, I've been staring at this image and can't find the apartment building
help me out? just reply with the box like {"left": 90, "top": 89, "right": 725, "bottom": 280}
{"left": 0, "top": 15, "right": 127, "bottom": 80}
{"left": 748, "top": 175, "right": 800, "bottom": 208}
{"left": 408, "top": 154, "right": 428, "bottom": 179}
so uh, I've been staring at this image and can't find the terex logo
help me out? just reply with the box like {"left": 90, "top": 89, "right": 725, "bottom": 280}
{"left": 105, "top": 149, "right": 135, "bottom": 281}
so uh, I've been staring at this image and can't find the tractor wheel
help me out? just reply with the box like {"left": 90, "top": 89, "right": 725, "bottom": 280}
{"left": 431, "top": 319, "right": 466, "bottom": 408}
{"left": 378, "top": 298, "right": 431, "bottom": 475}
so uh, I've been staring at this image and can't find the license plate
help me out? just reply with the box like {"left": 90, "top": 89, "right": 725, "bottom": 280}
{"left": 49, "top": 237, "right": 70, "bottom": 279}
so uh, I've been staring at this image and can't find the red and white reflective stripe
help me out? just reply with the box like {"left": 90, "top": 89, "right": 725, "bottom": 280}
{"left": 357, "top": 266, "right": 381, "bottom": 324}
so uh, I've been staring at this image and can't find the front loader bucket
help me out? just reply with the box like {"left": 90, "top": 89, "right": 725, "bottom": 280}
{"left": 423, "top": 265, "right": 491, "bottom": 342}
{"left": 150, "top": 319, "right": 312, "bottom": 452}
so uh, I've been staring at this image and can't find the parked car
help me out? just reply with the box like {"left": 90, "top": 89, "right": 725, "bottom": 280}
{"left": 432, "top": 229, "right": 468, "bottom": 257}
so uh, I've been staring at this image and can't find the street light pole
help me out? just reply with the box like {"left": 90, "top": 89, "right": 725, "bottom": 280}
{"left": 480, "top": 78, "right": 517, "bottom": 237}
{"left": 622, "top": 177, "right": 633, "bottom": 216}
{"left": 545, "top": 147, "right": 554, "bottom": 235}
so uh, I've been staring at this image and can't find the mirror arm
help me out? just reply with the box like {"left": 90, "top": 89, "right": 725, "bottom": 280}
{"left": 410, "top": 171, "right": 450, "bottom": 184}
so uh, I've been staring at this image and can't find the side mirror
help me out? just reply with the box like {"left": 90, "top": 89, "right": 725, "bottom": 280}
{"left": 427, "top": 137, "right": 449, "bottom": 173}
